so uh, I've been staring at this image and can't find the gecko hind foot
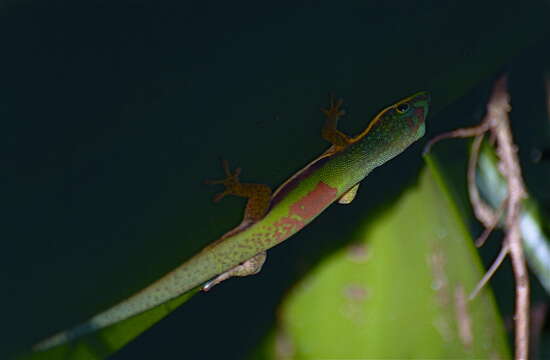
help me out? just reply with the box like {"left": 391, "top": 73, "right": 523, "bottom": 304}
{"left": 202, "top": 252, "right": 267, "bottom": 291}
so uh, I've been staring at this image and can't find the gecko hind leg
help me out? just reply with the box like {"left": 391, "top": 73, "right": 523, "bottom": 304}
{"left": 203, "top": 159, "right": 272, "bottom": 291}
{"left": 202, "top": 251, "right": 267, "bottom": 291}
{"left": 321, "top": 94, "right": 353, "bottom": 150}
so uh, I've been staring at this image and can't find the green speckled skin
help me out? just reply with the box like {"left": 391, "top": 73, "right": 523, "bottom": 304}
{"left": 35, "top": 92, "right": 430, "bottom": 350}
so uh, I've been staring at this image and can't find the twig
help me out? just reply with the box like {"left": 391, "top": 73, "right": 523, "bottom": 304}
{"left": 474, "top": 202, "right": 505, "bottom": 248}
{"left": 426, "top": 75, "right": 530, "bottom": 359}
{"left": 469, "top": 244, "right": 509, "bottom": 300}
{"left": 489, "top": 76, "right": 529, "bottom": 359}
{"left": 422, "top": 122, "right": 490, "bottom": 155}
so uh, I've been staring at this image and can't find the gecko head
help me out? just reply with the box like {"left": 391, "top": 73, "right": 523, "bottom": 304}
{"left": 390, "top": 91, "right": 430, "bottom": 141}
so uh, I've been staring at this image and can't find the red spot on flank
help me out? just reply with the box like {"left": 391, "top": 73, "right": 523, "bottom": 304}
{"left": 269, "top": 181, "right": 338, "bottom": 245}
{"left": 291, "top": 182, "right": 338, "bottom": 220}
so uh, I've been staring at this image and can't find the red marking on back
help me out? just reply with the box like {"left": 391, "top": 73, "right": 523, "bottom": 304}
{"left": 290, "top": 182, "right": 338, "bottom": 220}
{"left": 272, "top": 216, "right": 303, "bottom": 242}
{"left": 267, "top": 181, "right": 338, "bottom": 245}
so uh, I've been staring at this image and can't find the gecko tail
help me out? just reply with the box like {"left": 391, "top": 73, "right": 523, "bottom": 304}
{"left": 32, "top": 321, "right": 99, "bottom": 351}
{"left": 32, "top": 251, "right": 220, "bottom": 352}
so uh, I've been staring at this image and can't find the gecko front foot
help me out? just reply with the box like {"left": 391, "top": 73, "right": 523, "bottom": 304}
{"left": 321, "top": 94, "right": 352, "bottom": 149}
{"left": 202, "top": 251, "right": 267, "bottom": 291}
{"left": 321, "top": 94, "right": 345, "bottom": 120}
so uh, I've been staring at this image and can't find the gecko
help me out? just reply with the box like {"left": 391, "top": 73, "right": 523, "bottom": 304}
{"left": 34, "top": 91, "right": 430, "bottom": 350}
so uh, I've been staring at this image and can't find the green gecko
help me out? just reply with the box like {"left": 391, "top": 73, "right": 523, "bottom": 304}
{"left": 34, "top": 91, "right": 430, "bottom": 350}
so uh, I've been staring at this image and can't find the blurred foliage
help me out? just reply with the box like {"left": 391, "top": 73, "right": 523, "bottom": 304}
{"left": 4, "top": 1, "right": 550, "bottom": 359}
{"left": 256, "top": 164, "right": 509, "bottom": 359}
{"left": 476, "top": 141, "right": 550, "bottom": 294}
{"left": 19, "top": 290, "right": 197, "bottom": 360}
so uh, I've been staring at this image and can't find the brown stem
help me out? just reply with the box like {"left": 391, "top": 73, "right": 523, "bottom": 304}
{"left": 487, "top": 76, "right": 529, "bottom": 360}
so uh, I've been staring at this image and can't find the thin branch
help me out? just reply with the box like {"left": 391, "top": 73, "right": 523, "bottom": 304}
{"left": 489, "top": 76, "right": 529, "bottom": 360}
{"left": 469, "top": 244, "right": 509, "bottom": 300}
{"left": 475, "top": 202, "right": 506, "bottom": 248}
{"left": 423, "top": 122, "right": 490, "bottom": 155}
{"left": 426, "top": 75, "right": 530, "bottom": 359}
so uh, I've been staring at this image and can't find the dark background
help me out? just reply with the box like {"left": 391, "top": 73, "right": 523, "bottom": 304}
{"left": 3, "top": 1, "right": 550, "bottom": 359}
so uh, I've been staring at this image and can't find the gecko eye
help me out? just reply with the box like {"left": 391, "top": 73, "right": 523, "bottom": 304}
{"left": 396, "top": 103, "right": 410, "bottom": 114}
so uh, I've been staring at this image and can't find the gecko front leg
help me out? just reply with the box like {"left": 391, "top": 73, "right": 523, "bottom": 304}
{"left": 321, "top": 95, "right": 361, "bottom": 204}
{"left": 321, "top": 94, "right": 353, "bottom": 151}
{"left": 203, "top": 159, "right": 272, "bottom": 291}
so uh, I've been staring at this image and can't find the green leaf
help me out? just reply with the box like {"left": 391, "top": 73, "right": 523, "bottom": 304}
{"left": 18, "top": 289, "right": 197, "bottom": 360}
{"left": 266, "top": 164, "right": 509, "bottom": 359}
